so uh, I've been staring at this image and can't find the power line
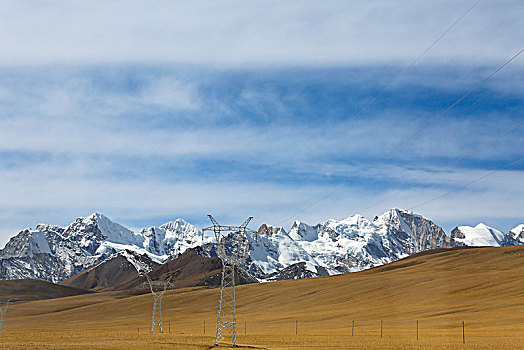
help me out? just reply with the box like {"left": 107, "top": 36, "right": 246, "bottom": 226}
{"left": 276, "top": 47, "right": 524, "bottom": 226}
{"left": 357, "top": 119, "right": 524, "bottom": 215}
{"left": 315, "top": 0, "right": 482, "bottom": 154}
{"left": 408, "top": 155, "right": 524, "bottom": 211}
{"left": 344, "top": 0, "right": 482, "bottom": 124}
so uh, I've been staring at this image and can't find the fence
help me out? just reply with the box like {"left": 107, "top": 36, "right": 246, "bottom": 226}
{"left": 129, "top": 316, "right": 523, "bottom": 346}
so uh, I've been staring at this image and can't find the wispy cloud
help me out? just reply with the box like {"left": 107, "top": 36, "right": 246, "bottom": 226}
{"left": 0, "top": 1, "right": 522, "bottom": 245}
{"left": 0, "top": 65, "right": 522, "bottom": 245}
{"left": 0, "top": 1, "right": 522, "bottom": 66}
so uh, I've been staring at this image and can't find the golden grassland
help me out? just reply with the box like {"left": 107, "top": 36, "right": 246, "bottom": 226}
{"left": 1, "top": 246, "right": 523, "bottom": 349}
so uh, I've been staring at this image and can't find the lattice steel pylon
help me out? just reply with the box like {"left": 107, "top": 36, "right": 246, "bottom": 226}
{"left": 0, "top": 300, "right": 10, "bottom": 334}
{"left": 140, "top": 273, "right": 174, "bottom": 333}
{"left": 202, "top": 215, "right": 258, "bottom": 347}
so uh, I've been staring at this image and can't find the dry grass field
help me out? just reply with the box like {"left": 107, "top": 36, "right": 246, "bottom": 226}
{"left": 1, "top": 246, "right": 523, "bottom": 349}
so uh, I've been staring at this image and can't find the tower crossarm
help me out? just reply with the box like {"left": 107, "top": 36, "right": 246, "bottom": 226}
{"left": 240, "top": 216, "right": 253, "bottom": 228}
{"left": 202, "top": 225, "right": 259, "bottom": 242}
{"left": 202, "top": 225, "right": 252, "bottom": 232}
{"left": 0, "top": 299, "right": 11, "bottom": 312}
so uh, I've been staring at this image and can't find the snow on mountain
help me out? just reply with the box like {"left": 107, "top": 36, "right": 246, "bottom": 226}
{"left": 0, "top": 253, "right": 71, "bottom": 282}
{"left": 289, "top": 216, "right": 379, "bottom": 273}
{"left": 0, "top": 209, "right": 521, "bottom": 284}
{"left": 88, "top": 249, "right": 159, "bottom": 275}
{"left": 63, "top": 213, "right": 145, "bottom": 253}
{"left": 26, "top": 230, "right": 53, "bottom": 256}
{"left": 0, "top": 213, "right": 201, "bottom": 283}
{"left": 288, "top": 209, "right": 453, "bottom": 272}
{"left": 117, "top": 249, "right": 159, "bottom": 274}
{"left": 0, "top": 228, "right": 52, "bottom": 259}
{"left": 451, "top": 223, "right": 507, "bottom": 246}
{"left": 195, "top": 225, "right": 321, "bottom": 280}
{"left": 95, "top": 241, "right": 166, "bottom": 264}
{"left": 508, "top": 224, "right": 524, "bottom": 244}
{"left": 245, "top": 224, "right": 322, "bottom": 278}
{"left": 141, "top": 218, "right": 212, "bottom": 257}
{"left": 264, "top": 261, "right": 330, "bottom": 281}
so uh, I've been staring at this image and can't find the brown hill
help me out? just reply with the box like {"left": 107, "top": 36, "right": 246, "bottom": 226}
{"left": 0, "top": 278, "right": 91, "bottom": 302}
{"left": 3, "top": 245, "right": 523, "bottom": 349}
{"left": 62, "top": 248, "right": 257, "bottom": 291}
{"left": 60, "top": 253, "right": 156, "bottom": 291}
{"left": 119, "top": 248, "right": 257, "bottom": 290}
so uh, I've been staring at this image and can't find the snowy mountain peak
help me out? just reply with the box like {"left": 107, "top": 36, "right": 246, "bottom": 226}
{"left": 26, "top": 230, "right": 53, "bottom": 257}
{"left": 35, "top": 223, "right": 64, "bottom": 233}
{"left": 245, "top": 223, "right": 321, "bottom": 279}
{"left": 0, "top": 209, "right": 521, "bottom": 285}
{"left": 374, "top": 208, "right": 400, "bottom": 225}
{"left": 326, "top": 213, "right": 373, "bottom": 230}
{"left": 0, "top": 228, "right": 53, "bottom": 259}
{"left": 451, "top": 223, "right": 505, "bottom": 247}
{"left": 341, "top": 213, "right": 366, "bottom": 222}
{"left": 286, "top": 208, "right": 453, "bottom": 273}
{"left": 141, "top": 219, "right": 205, "bottom": 258}
{"left": 288, "top": 221, "right": 320, "bottom": 242}
{"left": 258, "top": 224, "right": 285, "bottom": 235}
{"left": 64, "top": 213, "right": 144, "bottom": 249}
{"left": 509, "top": 224, "right": 524, "bottom": 244}
{"left": 476, "top": 223, "right": 489, "bottom": 228}
{"left": 99, "top": 249, "right": 158, "bottom": 274}
{"left": 160, "top": 218, "right": 199, "bottom": 235}
{"left": 375, "top": 208, "right": 428, "bottom": 224}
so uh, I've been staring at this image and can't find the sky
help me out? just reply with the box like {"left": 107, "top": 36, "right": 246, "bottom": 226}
{"left": 0, "top": 0, "right": 523, "bottom": 245}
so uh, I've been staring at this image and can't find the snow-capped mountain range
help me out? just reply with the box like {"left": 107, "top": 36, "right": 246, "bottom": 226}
{"left": 0, "top": 210, "right": 521, "bottom": 283}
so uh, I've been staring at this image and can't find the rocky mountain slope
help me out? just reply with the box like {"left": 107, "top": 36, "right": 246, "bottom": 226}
{"left": 286, "top": 209, "right": 453, "bottom": 272}
{"left": 60, "top": 250, "right": 160, "bottom": 291}
{"left": 62, "top": 248, "right": 257, "bottom": 291}
{"left": 0, "top": 210, "right": 521, "bottom": 284}
{"left": 263, "top": 262, "right": 330, "bottom": 281}
{"left": 0, "top": 214, "right": 202, "bottom": 283}
{"left": 508, "top": 224, "right": 524, "bottom": 244}
{"left": 133, "top": 248, "right": 257, "bottom": 290}
{"left": 450, "top": 223, "right": 507, "bottom": 246}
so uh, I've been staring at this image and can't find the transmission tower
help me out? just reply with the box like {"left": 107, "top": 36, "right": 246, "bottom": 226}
{"left": 202, "top": 215, "right": 258, "bottom": 347}
{"left": 0, "top": 300, "right": 10, "bottom": 334}
{"left": 140, "top": 273, "right": 174, "bottom": 333}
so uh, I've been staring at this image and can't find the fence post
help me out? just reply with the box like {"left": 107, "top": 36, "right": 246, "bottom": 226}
{"left": 296, "top": 320, "right": 298, "bottom": 335}
{"left": 138, "top": 326, "right": 139, "bottom": 334}
{"left": 169, "top": 321, "right": 171, "bottom": 334}
{"left": 204, "top": 320, "right": 206, "bottom": 334}
{"left": 352, "top": 320, "right": 354, "bottom": 336}
{"left": 380, "top": 320, "right": 383, "bottom": 338}
{"left": 245, "top": 321, "right": 246, "bottom": 335}
{"left": 462, "top": 321, "right": 465, "bottom": 344}
{"left": 416, "top": 320, "right": 418, "bottom": 340}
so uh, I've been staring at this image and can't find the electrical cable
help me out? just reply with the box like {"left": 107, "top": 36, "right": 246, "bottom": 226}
{"left": 357, "top": 119, "right": 524, "bottom": 215}
{"left": 408, "top": 155, "right": 524, "bottom": 211}
{"left": 344, "top": 0, "right": 482, "bottom": 124}
{"left": 276, "top": 47, "right": 524, "bottom": 226}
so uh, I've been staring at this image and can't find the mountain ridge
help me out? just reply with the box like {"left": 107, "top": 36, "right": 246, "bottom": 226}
{"left": 1, "top": 209, "right": 521, "bottom": 284}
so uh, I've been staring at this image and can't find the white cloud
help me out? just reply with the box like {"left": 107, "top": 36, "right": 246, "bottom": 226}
{"left": 0, "top": 1, "right": 522, "bottom": 66}
{"left": 0, "top": 73, "right": 200, "bottom": 119}
{"left": 0, "top": 0, "right": 522, "bottom": 248}
{"left": 1, "top": 88, "right": 521, "bottom": 166}
{"left": 1, "top": 161, "right": 522, "bottom": 246}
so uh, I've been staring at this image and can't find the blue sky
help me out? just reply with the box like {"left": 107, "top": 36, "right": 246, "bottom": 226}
{"left": 0, "top": 1, "right": 523, "bottom": 244}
